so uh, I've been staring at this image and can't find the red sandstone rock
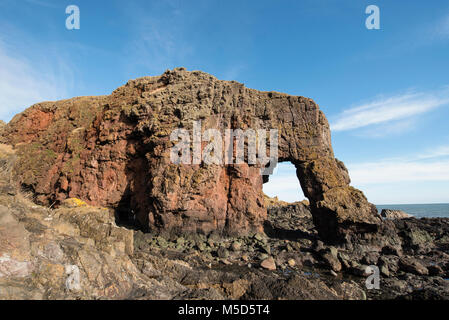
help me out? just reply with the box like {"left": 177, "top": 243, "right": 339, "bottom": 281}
{"left": 260, "top": 257, "right": 276, "bottom": 271}
{"left": 1, "top": 68, "right": 380, "bottom": 240}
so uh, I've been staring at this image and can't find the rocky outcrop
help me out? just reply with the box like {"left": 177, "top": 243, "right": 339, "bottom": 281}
{"left": 0, "top": 144, "right": 139, "bottom": 299}
{"left": 1, "top": 68, "right": 380, "bottom": 240}
{"left": 264, "top": 200, "right": 449, "bottom": 299}
{"left": 381, "top": 209, "right": 412, "bottom": 220}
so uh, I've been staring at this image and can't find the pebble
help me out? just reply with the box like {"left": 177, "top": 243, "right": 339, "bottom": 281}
{"left": 207, "top": 239, "right": 215, "bottom": 247}
{"left": 217, "top": 247, "right": 229, "bottom": 259}
{"left": 260, "top": 257, "right": 276, "bottom": 271}
{"left": 260, "top": 244, "right": 271, "bottom": 254}
{"left": 197, "top": 243, "right": 206, "bottom": 252}
{"left": 254, "top": 233, "right": 263, "bottom": 242}
{"left": 287, "top": 259, "right": 296, "bottom": 267}
{"left": 231, "top": 241, "right": 242, "bottom": 252}
{"left": 220, "top": 259, "right": 232, "bottom": 265}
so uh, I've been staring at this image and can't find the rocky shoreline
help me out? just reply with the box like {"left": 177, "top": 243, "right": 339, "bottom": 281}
{"left": 0, "top": 142, "right": 448, "bottom": 299}
{"left": 0, "top": 68, "right": 448, "bottom": 300}
{"left": 130, "top": 199, "right": 449, "bottom": 300}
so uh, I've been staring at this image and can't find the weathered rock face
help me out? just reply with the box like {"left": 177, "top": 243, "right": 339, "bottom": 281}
{"left": 2, "top": 68, "right": 380, "bottom": 240}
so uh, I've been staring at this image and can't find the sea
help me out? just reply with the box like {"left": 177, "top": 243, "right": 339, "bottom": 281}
{"left": 376, "top": 203, "right": 449, "bottom": 219}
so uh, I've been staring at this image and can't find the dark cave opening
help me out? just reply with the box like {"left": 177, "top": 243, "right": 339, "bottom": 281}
{"left": 114, "top": 190, "right": 141, "bottom": 231}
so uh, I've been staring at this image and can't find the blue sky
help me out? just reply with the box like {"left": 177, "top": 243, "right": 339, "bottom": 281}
{"left": 0, "top": 0, "right": 448, "bottom": 204}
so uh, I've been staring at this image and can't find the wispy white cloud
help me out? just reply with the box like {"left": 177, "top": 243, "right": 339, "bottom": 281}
{"left": 354, "top": 118, "right": 417, "bottom": 138}
{"left": 349, "top": 159, "right": 449, "bottom": 185}
{"left": 348, "top": 145, "right": 449, "bottom": 185}
{"left": 0, "top": 35, "right": 74, "bottom": 122}
{"left": 127, "top": 22, "right": 193, "bottom": 74}
{"left": 122, "top": 1, "right": 195, "bottom": 76}
{"left": 416, "top": 145, "right": 449, "bottom": 160}
{"left": 331, "top": 89, "right": 449, "bottom": 132}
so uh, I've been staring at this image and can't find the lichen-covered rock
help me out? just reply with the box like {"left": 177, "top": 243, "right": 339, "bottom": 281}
{"left": 2, "top": 68, "right": 380, "bottom": 240}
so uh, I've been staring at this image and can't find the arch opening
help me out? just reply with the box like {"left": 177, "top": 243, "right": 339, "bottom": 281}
{"left": 263, "top": 162, "right": 307, "bottom": 203}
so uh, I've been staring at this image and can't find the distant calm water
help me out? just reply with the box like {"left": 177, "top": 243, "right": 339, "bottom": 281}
{"left": 376, "top": 203, "right": 449, "bottom": 218}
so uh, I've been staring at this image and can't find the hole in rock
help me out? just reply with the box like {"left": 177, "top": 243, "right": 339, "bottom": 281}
{"left": 263, "top": 162, "right": 306, "bottom": 203}
{"left": 262, "top": 162, "right": 314, "bottom": 241}
{"left": 115, "top": 191, "right": 141, "bottom": 231}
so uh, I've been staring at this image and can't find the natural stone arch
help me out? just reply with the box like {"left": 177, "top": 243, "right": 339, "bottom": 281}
{"left": 2, "top": 68, "right": 380, "bottom": 241}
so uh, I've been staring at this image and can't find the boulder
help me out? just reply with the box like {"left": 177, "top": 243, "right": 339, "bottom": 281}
{"left": 321, "top": 247, "right": 342, "bottom": 272}
{"left": 399, "top": 257, "right": 429, "bottom": 276}
{"left": 381, "top": 209, "right": 411, "bottom": 220}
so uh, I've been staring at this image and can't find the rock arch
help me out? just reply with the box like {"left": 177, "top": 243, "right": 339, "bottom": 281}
{"left": 2, "top": 68, "right": 380, "bottom": 241}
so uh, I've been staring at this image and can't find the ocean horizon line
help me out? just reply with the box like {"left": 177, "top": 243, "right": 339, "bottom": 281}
{"left": 375, "top": 202, "right": 449, "bottom": 206}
